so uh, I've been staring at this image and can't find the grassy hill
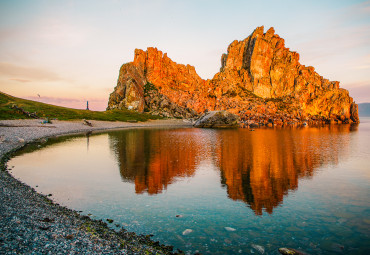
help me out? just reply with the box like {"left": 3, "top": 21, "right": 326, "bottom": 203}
{"left": 0, "top": 92, "right": 162, "bottom": 122}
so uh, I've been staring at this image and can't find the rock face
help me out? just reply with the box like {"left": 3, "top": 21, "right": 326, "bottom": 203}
{"left": 193, "top": 111, "right": 239, "bottom": 128}
{"left": 107, "top": 26, "right": 360, "bottom": 125}
{"left": 108, "top": 63, "right": 146, "bottom": 112}
{"left": 107, "top": 48, "right": 200, "bottom": 118}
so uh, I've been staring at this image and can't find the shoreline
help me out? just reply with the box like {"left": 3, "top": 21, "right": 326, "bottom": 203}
{"left": 0, "top": 119, "right": 192, "bottom": 254}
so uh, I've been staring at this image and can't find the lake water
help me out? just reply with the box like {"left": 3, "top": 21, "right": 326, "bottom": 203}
{"left": 9, "top": 119, "right": 370, "bottom": 254}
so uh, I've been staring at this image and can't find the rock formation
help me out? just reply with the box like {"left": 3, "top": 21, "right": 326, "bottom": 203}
{"left": 107, "top": 26, "right": 360, "bottom": 125}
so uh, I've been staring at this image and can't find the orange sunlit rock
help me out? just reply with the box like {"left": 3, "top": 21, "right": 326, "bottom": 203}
{"left": 107, "top": 26, "right": 359, "bottom": 124}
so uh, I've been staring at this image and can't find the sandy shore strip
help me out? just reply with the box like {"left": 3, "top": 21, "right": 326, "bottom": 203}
{"left": 0, "top": 119, "right": 192, "bottom": 254}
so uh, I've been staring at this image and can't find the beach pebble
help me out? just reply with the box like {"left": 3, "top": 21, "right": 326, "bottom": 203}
{"left": 0, "top": 118, "right": 187, "bottom": 254}
{"left": 16, "top": 137, "right": 25, "bottom": 143}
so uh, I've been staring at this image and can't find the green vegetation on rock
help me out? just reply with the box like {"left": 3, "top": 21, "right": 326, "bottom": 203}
{"left": 144, "top": 82, "right": 157, "bottom": 95}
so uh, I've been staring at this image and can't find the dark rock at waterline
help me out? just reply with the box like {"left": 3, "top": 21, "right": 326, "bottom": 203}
{"left": 193, "top": 110, "right": 238, "bottom": 128}
{"left": 249, "top": 123, "right": 259, "bottom": 128}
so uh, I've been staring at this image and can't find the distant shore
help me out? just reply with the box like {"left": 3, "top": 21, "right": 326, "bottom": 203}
{"left": 0, "top": 119, "right": 192, "bottom": 254}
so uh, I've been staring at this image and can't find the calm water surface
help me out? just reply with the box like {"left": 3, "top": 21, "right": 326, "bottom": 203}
{"left": 9, "top": 119, "right": 370, "bottom": 254}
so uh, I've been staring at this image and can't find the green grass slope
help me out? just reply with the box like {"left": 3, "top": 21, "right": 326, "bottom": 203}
{"left": 0, "top": 92, "right": 162, "bottom": 122}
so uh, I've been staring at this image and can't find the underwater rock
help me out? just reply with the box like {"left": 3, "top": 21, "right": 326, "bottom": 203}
{"left": 224, "top": 227, "right": 236, "bottom": 232}
{"left": 182, "top": 229, "right": 193, "bottom": 235}
{"left": 252, "top": 244, "right": 265, "bottom": 254}
{"left": 278, "top": 247, "right": 308, "bottom": 255}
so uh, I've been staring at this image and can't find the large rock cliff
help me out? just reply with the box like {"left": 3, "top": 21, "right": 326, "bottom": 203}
{"left": 107, "top": 26, "right": 359, "bottom": 125}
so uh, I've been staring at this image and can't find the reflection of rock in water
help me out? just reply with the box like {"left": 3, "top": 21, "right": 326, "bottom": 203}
{"left": 108, "top": 125, "right": 355, "bottom": 215}
{"left": 217, "top": 125, "right": 354, "bottom": 215}
{"left": 108, "top": 129, "right": 202, "bottom": 194}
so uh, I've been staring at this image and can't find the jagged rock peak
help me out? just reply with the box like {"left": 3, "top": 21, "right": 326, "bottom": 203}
{"left": 107, "top": 26, "right": 359, "bottom": 124}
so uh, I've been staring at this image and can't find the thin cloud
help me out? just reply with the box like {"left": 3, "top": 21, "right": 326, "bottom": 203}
{"left": 341, "top": 80, "right": 370, "bottom": 103}
{"left": 343, "top": 81, "right": 370, "bottom": 88}
{"left": 37, "top": 18, "right": 87, "bottom": 47}
{"left": 350, "top": 54, "right": 370, "bottom": 70}
{"left": 293, "top": 0, "right": 370, "bottom": 66}
{"left": 27, "top": 96, "right": 106, "bottom": 103}
{"left": 346, "top": 86, "right": 370, "bottom": 103}
{"left": 345, "top": 0, "right": 370, "bottom": 18}
{"left": 0, "top": 62, "right": 65, "bottom": 82}
{"left": 296, "top": 25, "right": 370, "bottom": 64}
{"left": 352, "top": 65, "right": 370, "bottom": 70}
{"left": 9, "top": 78, "right": 32, "bottom": 83}
{"left": 27, "top": 96, "right": 80, "bottom": 103}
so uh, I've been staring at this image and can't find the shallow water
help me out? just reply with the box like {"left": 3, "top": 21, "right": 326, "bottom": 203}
{"left": 9, "top": 119, "right": 370, "bottom": 254}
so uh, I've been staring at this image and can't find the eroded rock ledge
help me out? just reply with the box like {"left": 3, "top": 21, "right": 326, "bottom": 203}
{"left": 107, "top": 26, "right": 359, "bottom": 126}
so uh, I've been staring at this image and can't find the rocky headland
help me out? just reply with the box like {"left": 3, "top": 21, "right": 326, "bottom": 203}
{"left": 108, "top": 26, "right": 359, "bottom": 127}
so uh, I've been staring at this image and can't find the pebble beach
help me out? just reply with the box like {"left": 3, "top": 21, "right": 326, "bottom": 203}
{"left": 0, "top": 119, "right": 192, "bottom": 254}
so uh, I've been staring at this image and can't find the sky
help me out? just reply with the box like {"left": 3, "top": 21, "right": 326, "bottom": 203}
{"left": 0, "top": 0, "right": 369, "bottom": 111}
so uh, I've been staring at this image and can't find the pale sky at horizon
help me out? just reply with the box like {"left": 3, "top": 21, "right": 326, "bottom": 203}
{"left": 1, "top": 0, "right": 369, "bottom": 111}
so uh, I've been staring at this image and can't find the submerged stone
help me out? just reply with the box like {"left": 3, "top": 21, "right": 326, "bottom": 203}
{"left": 278, "top": 247, "right": 310, "bottom": 255}
{"left": 224, "top": 227, "right": 236, "bottom": 232}
{"left": 182, "top": 229, "right": 193, "bottom": 235}
{"left": 251, "top": 244, "right": 265, "bottom": 254}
